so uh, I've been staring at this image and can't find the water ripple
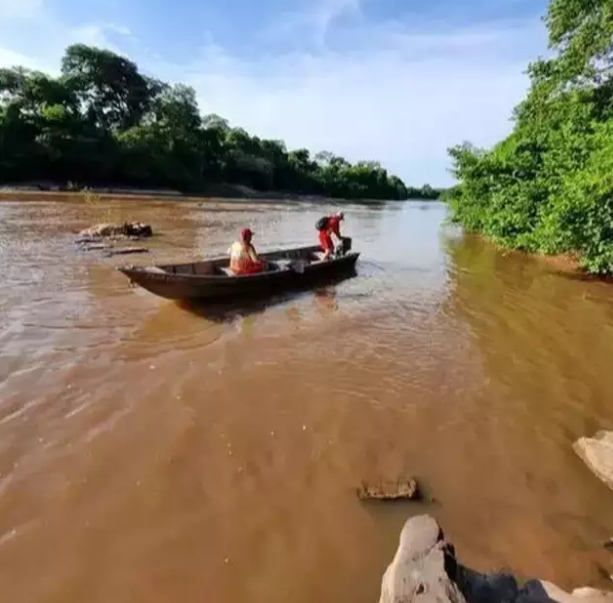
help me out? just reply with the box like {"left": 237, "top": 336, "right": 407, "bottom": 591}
{"left": 0, "top": 199, "right": 612, "bottom": 602}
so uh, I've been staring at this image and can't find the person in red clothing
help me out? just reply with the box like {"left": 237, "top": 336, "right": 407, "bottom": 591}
{"left": 228, "top": 228, "right": 266, "bottom": 275}
{"left": 316, "top": 211, "right": 344, "bottom": 260}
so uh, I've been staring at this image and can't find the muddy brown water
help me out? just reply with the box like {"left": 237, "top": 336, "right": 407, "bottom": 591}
{"left": 0, "top": 197, "right": 612, "bottom": 603}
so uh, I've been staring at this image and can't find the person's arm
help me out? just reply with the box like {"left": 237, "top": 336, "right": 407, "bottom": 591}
{"left": 331, "top": 219, "right": 342, "bottom": 240}
{"left": 247, "top": 244, "right": 259, "bottom": 261}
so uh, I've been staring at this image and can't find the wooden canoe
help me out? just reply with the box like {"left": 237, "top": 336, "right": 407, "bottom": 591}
{"left": 116, "top": 241, "right": 360, "bottom": 302}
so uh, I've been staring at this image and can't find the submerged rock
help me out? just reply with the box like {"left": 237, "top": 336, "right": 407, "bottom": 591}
{"left": 358, "top": 478, "right": 420, "bottom": 501}
{"left": 77, "top": 222, "right": 153, "bottom": 239}
{"left": 573, "top": 431, "right": 613, "bottom": 492}
{"left": 379, "top": 515, "right": 613, "bottom": 603}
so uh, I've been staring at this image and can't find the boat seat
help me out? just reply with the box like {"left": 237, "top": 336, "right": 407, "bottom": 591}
{"left": 144, "top": 266, "right": 167, "bottom": 274}
{"left": 218, "top": 263, "right": 280, "bottom": 277}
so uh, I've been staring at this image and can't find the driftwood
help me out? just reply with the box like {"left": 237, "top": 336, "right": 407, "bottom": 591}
{"left": 78, "top": 243, "right": 112, "bottom": 251}
{"left": 357, "top": 478, "right": 420, "bottom": 501}
{"left": 75, "top": 241, "right": 148, "bottom": 255}
{"left": 106, "top": 247, "right": 149, "bottom": 256}
{"left": 76, "top": 234, "right": 148, "bottom": 244}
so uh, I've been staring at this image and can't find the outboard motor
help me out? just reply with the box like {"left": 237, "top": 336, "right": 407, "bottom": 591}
{"left": 334, "top": 237, "right": 352, "bottom": 257}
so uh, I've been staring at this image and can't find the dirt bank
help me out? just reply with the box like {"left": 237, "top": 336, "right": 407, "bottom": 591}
{"left": 468, "top": 234, "right": 613, "bottom": 283}
{"left": 0, "top": 182, "right": 388, "bottom": 204}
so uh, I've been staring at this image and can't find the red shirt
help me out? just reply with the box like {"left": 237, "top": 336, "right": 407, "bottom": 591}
{"left": 327, "top": 215, "right": 342, "bottom": 237}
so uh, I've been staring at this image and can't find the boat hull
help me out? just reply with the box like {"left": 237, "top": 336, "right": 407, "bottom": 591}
{"left": 117, "top": 244, "right": 360, "bottom": 302}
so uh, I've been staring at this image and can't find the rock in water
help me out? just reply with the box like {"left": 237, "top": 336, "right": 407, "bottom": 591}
{"left": 77, "top": 222, "right": 153, "bottom": 239}
{"left": 125, "top": 222, "right": 153, "bottom": 237}
{"left": 78, "top": 223, "right": 123, "bottom": 238}
{"left": 358, "top": 478, "right": 420, "bottom": 501}
{"left": 573, "top": 430, "right": 613, "bottom": 492}
{"left": 379, "top": 515, "right": 466, "bottom": 603}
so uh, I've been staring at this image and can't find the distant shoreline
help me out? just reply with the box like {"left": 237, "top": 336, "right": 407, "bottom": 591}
{"left": 0, "top": 183, "right": 443, "bottom": 204}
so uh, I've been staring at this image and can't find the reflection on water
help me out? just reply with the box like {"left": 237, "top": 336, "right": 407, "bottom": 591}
{"left": 0, "top": 198, "right": 612, "bottom": 603}
{"left": 175, "top": 268, "right": 354, "bottom": 324}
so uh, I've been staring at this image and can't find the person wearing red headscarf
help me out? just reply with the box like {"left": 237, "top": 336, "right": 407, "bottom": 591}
{"left": 228, "top": 228, "right": 265, "bottom": 275}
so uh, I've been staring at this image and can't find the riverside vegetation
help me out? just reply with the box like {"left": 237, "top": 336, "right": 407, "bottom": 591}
{"left": 446, "top": 0, "right": 613, "bottom": 275}
{"left": 0, "top": 45, "right": 442, "bottom": 202}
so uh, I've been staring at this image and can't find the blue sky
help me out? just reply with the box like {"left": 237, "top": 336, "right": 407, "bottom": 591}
{"left": 0, "top": 0, "right": 550, "bottom": 186}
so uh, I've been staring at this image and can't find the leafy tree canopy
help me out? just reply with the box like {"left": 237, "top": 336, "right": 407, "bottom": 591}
{"left": 446, "top": 0, "right": 613, "bottom": 273}
{"left": 0, "top": 44, "right": 442, "bottom": 201}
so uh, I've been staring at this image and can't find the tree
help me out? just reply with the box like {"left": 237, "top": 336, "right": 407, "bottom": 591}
{"left": 61, "top": 44, "right": 159, "bottom": 132}
{"left": 0, "top": 43, "right": 421, "bottom": 201}
{"left": 446, "top": 0, "right": 613, "bottom": 274}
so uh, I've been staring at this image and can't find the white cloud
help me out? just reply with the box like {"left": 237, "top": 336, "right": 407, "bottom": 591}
{"left": 0, "top": 0, "right": 548, "bottom": 185}
{"left": 0, "top": 47, "right": 41, "bottom": 70}
{"left": 0, "top": 2, "right": 132, "bottom": 74}
{"left": 65, "top": 23, "right": 132, "bottom": 54}
{"left": 158, "top": 18, "right": 547, "bottom": 185}
{"left": 260, "top": 0, "right": 362, "bottom": 49}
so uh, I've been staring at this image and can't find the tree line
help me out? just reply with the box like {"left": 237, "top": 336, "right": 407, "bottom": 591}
{"left": 445, "top": 0, "right": 613, "bottom": 274}
{"left": 0, "top": 44, "right": 441, "bottom": 201}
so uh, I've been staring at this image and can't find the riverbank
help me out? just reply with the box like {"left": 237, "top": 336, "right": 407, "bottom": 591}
{"left": 0, "top": 182, "right": 441, "bottom": 204}
{"left": 513, "top": 249, "right": 597, "bottom": 280}
{"left": 520, "top": 250, "right": 613, "bottom": 283}
{"left": 0, "top": 183, "right": 334, "bottom": 204}
{"left": 465, "top": 234, "right": 613, "bottom": 283}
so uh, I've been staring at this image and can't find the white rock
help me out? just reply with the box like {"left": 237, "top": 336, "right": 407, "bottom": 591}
{"left": 573, "top": 430, "right": 613, "bottom": 491}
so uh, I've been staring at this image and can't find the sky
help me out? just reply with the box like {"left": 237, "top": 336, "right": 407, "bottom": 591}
{"left": 0, "top": 0, "right": 551, "bottom": 186}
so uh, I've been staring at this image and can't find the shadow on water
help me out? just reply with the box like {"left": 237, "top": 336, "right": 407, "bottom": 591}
{"left": 176, "top": 268, "right": 358, "bottom": 323}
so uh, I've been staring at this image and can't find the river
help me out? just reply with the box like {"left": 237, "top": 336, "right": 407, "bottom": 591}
{"left": 0, "top": 197, "right": 612, "bottom": 602}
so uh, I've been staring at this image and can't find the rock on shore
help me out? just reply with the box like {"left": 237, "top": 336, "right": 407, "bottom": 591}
{"left": 379, "top": 515, "right": 613, "bottom": 603}
{"left": 573, "top": 431, "right": 613, "bottom": 492}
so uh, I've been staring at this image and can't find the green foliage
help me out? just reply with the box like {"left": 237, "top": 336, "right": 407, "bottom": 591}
{"left": 447, "top": 0, "right": 613, "bottom": 274}
{"left": 405, "top": 183, "right": 444, "bottom": 200}
{"left": 0, "top": 44, "right": 431, "bottom": 201}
